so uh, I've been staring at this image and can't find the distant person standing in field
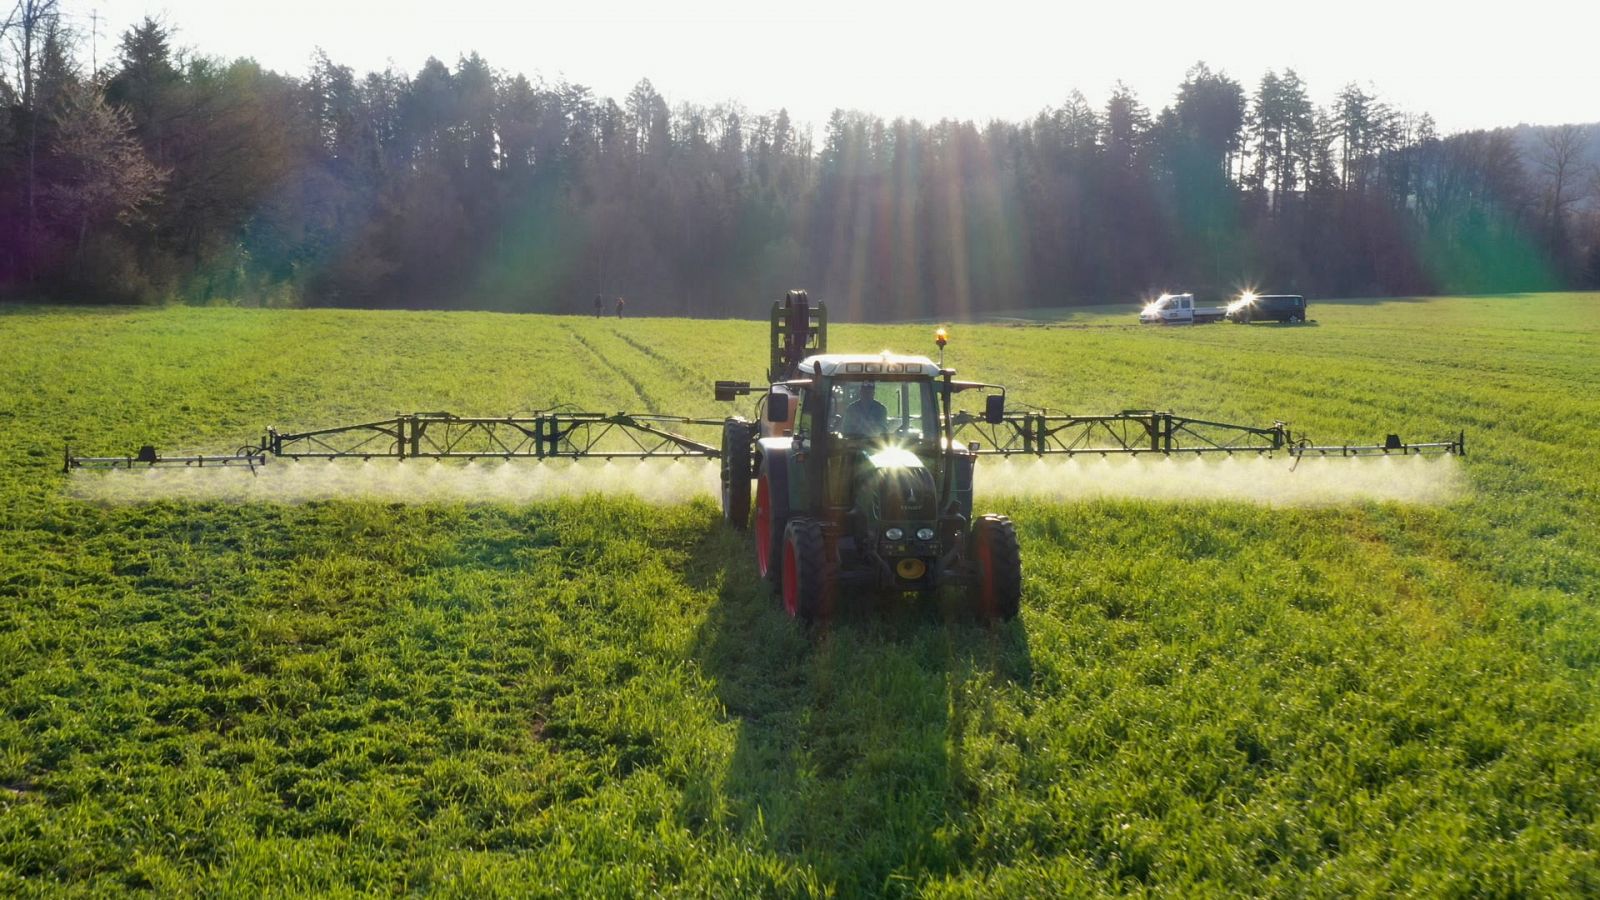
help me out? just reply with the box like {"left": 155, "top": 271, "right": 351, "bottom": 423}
{"left": 593, "top": 294, "right": 603, "bottom": 317}
{"left": 616, "top": 296, "right": 626, "bottom": 319}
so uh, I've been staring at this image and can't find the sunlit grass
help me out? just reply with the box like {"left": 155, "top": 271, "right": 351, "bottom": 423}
{"left": 1, "top": 294, "right": 1598, "bottom": 893}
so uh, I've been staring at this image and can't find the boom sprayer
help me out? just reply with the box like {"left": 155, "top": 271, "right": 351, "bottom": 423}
{"left": 67, "top": 289, "right": 1464, "bottom": 622}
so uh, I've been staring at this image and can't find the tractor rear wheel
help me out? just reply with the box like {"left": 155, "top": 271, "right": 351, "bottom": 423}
{"left": 754, "top": 468, "right": 787, "bottom": 585}
{"left": 781, "top": 517, "right": 832, "bottom": 622}
{"left": 721, "top": 420, "right": 753, "bottom": 528}
{"left": 969, "top": 514, "right": 1022, "bottom": 621}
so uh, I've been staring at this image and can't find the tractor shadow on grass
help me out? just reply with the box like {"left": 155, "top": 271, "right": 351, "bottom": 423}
{"left": 682, "top": 526, "right": 1033, "bottom": 893}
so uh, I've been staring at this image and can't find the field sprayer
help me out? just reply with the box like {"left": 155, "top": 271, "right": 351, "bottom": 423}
{"left": 66, "top": 291, "right": 1465, "bottom": 622}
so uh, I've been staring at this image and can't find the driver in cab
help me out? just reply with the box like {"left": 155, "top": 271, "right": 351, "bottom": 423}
{"left": 841, "top": 382, "right": 888, "bottom": 437}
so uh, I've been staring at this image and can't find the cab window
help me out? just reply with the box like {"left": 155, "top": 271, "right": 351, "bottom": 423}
{"left": 828, "top": 379, "right": 936, "bottom": 441}
{"left": 795, "top": 389, "right": 812, "bottom": 437}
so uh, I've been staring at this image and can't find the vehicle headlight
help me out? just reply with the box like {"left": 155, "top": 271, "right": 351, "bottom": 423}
{"left": 916, "top": 527, "right": 935, "bottom": 541}
{"left": 885, "top": 527, "right": 904, "bottom": 540}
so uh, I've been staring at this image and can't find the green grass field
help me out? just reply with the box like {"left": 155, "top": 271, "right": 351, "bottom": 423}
{"left": 2, "top": 294, "right": 1598, "bottom": 895}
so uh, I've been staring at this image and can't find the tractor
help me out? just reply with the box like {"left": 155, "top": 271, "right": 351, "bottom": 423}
{"left": 715, "top": 291, "right": 1019, "bottom": 621}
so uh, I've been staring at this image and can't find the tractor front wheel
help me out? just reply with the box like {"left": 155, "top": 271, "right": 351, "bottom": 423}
{"left": 969, "top": 514, "right": 1022, "bottom": 621}
{"left": 782, "top": 518, "right": 832, "bottom": 622}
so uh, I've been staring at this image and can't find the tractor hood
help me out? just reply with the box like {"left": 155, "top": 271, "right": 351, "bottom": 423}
{"left": 865, "top": 446, "right": 926, "bottom": 471}
{"left": 857, "top": 446, "right": 937, "bottom": 521}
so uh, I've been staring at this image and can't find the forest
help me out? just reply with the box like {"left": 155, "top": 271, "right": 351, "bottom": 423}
{"left": 3, "top": 8, "right": 1597, "bottom": 319}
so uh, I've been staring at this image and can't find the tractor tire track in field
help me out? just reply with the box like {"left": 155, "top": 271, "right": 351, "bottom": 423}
{"left": 558, "top": 323, "right": 663, "bottom": 412}
{"left": 609, "top": 330, "right": 706, "bottom": 395}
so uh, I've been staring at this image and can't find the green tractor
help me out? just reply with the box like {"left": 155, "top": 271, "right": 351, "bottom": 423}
{"left": 716, "top": 291, "right": 1020, "bottom": 622}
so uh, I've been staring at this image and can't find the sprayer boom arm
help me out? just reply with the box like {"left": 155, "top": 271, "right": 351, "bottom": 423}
{"left": 949, "top": 410, "right": 1463, "bottom": 458}
{"left": 65, "top": 411, "right": 725, "bottom": 472}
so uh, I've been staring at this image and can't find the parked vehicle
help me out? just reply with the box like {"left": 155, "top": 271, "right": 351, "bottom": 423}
{"left": 1227, "top": 293, "right": 1306, "bottom": 324}
{"left": 1138, "top": 293, "right": 1228, "bottom": 325}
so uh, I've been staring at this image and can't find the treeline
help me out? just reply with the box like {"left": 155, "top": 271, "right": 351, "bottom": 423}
{"left": 2, "top": 12, "right": 1598, "bottom": 318}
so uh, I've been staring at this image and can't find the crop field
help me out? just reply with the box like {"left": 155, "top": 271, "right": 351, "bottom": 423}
{"left": 2, "top": 294, "right": 1599, "bottom": 895}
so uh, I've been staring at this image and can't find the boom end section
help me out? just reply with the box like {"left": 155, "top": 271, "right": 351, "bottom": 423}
{"left": 66, "top": 442, "right": 270, "bottom": 472}
{"left": 1290, "top": 433, "right": 1466, "bottom": 458}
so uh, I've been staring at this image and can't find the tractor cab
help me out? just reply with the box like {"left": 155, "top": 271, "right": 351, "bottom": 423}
{"left": 791, "top": 356, "right": 941, "bottom": 437}
{"left": 790, "top": 355, "right": 944, "bottom": 522}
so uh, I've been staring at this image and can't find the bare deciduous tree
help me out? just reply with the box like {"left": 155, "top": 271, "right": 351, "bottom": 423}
{"left": 1539, "top": 123, "right": 1587, "bottom": 241}
{"left": 45, "top": 83, "right": 166, "bottom": 255}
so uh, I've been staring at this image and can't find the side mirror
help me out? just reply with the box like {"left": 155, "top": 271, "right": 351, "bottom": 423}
{"left": 768, "top": 392, "right": 791, "bottom": 423}
{"left": 984, "top": 394, "right": 1005, "bottom": 425}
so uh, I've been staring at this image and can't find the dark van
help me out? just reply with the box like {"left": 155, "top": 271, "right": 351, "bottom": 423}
{"left": 1227, "top": 294, "right": 1306, "bottom": 324}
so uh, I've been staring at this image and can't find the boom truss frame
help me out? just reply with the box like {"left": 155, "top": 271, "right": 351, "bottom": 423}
{"left": 950, "top": 410, "right": 1463, "bottom": 458}
{"left": 66, "top": 407, "right": 1463, "bottom": 472}
{"left": 66, "top": 412, "right": 725, "bottom": 471}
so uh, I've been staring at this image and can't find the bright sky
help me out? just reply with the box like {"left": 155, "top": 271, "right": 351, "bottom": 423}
{"left": 66, "top": 0, "right": 1599, "bottom": 137}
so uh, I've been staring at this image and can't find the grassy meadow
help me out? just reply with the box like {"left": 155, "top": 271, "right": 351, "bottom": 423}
{"left": 2, "top": 294, "right": 1598, "bottom": 895}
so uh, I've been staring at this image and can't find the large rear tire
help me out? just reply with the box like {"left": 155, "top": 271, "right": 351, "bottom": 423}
{"left": 754, "top": 466, "right": 788, "bottom": 586}
{"left": 969, "top": 514, "right": 1022, "bottom": 621}
{"left": 781, "top": 517, "right": 833, "bottom": 622}
{"left": 721, "top": 420, "right": 753, "bottom": 528}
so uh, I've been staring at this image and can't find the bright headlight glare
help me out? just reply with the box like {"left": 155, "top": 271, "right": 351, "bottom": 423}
{"left": 916, "top": 527, "right": 935, "bottom": 541}
{"left": 885, "top": 527, "right": 905, "bottom": 541}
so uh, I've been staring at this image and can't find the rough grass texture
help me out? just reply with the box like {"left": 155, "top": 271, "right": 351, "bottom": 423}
{"left": 2, "top": 295, "right": 1598, "bottom": 896}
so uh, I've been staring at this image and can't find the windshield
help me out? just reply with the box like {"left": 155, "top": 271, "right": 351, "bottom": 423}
{"left": 828, "top": 379, "right": 937, "bottom": 442}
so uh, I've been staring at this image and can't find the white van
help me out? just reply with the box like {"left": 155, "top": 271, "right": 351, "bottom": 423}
{"left": 1138, "top": 293, "right": 1228, "bottom": 325}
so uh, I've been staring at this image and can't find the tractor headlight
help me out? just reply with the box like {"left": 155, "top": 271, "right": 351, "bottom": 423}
{"left": 885, "top": 527, "right": 905, "bottom": 540}
{"left": 916, "top": 527, "right": 935, "bottom": 541}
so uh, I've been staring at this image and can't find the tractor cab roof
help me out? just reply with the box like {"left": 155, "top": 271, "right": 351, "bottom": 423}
{"left": 797, "top": 354, "right": 941, "bottom": 378}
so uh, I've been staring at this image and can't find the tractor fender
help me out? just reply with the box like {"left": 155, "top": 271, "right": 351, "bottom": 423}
{"left": 753, "top": 439, "right": 795, "bottom": 584}
{"left": 756, "top": 438, "right": 793, "bottom": 518}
